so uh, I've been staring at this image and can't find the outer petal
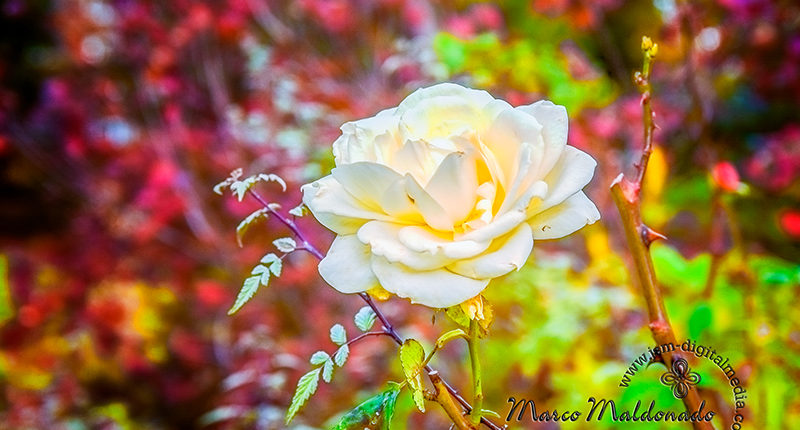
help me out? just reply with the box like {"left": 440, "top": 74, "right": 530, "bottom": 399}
{"left": 370, "top": 256, "right": 490, "bottom": 308}
{"left": 331, "top": 162, "right": 403, "bottom": 210}
{"left": 397, "top": 83, "right": 494, "bottom": 114}
{"left": 448, "top": 223, "right": 534, "bottom": 280}
{"left": 530, "top": 145, "right": 597, "bottom": 215}
{"left": 318, "top": 235, "right": 378, "bottom": 293}
{"left": 529, "top": 191, "right": 600, "bottom": 240}
{"left": 333, "top": 108, "right": 399, "bottom": 165}
{"left": 302, "top": 175, "right": 393, "bottom": 235}
{"left": 517, "top": 100, "right": 568, "bottom": 175}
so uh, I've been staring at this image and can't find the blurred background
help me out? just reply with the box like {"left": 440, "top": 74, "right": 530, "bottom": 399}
{"left": 1, "top": 0, "right": 798, "bottom": 429}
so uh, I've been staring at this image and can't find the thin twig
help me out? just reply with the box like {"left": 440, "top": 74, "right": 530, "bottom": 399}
{"left": 247, "top": 189, "right": 505, "bottom": 430}
{"left": 428, "top": 371, "right": 477, "bottom": 430}
{"left": 610, "top": 38, "right": 715, "bottom": 430}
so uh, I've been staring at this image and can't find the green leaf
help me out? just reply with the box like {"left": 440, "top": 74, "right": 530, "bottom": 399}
{"left": 273, "top": 237, "right": 297, "bottom": 253}
{"left": 354, "top": 306, "right": 377, "bottom": 332}
{"left": 285, "top": 368, "right": 321, "bottom": 424}
{"left": 334, "top": 345, "right": 349, "bottom": 367}
{"left": 322, "top": 358, "right": 334, "bottom": 383}
{"left": 250, "top": 265, "right": 270, "bottom": 285}
{"left": 257, "top": 173, "right": 287, "bottom": 191}
{"left": 330, "top": 324, "right": 347, "bottom": 345}
{"left": 230, "top": 180, "right": 251, "bottom": 201}
{"left": 331, "top": 383, "right": 402, "bottom": 430}
{"left": 228, "top": 275, "right": 262, "bottom": 315}
{"left": 445, "top": 305, "right": 470, "bottom": 329}
{"left": 236, "top": 208, "right": 268, "bottom": 247}
{"left": 259, "top": 253, "right": 282, "bottom": 276}
{"left": 399, "top": 339, "right": 426, "bottom": 413}
{"left": 309, "top": 351, "right": 330, "bottom": 365}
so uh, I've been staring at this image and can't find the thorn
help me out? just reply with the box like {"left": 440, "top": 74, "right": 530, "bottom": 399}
{"left": 640, "top": 225, "right": 667, "bottom": 247}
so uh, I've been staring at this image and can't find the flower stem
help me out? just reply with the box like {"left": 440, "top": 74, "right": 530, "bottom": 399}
{"left": 467, "top": 319, "right": 483, "bottom": 426}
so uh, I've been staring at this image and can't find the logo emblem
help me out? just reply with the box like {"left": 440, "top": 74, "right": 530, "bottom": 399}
{"left": 660, "top": 358, "right": 701, "bottom": 399}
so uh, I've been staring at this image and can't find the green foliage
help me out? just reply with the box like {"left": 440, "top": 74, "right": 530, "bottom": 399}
{"left": 688, "top": 303, "right": 713, "bottom": 339}
{"left": 432, "top": 31, "right": 616, "bottom": 113}
{"left": 398, "top": 339, "right": 426, "bottom": 413}
{"left": 330, "top": 324, "right": 347, "bottom": 345}
{"left": 435, "top": 329, "right": 467, "bottom": 348}
{"left": 227, "top": 276, "right": 261, "bottom": 315}
{"left": 228, "top": 253, "right": 281, "bottom": 315}
{"left": 0, "top": 256, "right": 12, "bottom": 326}
{"left": 288, "top": 203, "right": 309, "bottom": 217}
{"left": 285, "top": 368, "right": 321, "bottom": 424}
{"left": 354, "top": 306, "right": 377, "bottom": 332}
{"left": 331, "top": 383, "right": 402, "bottom": 430}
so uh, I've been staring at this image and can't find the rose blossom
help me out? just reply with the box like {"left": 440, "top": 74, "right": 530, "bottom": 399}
{"left": 302, "top": 83, "right": 600, "bottom": 308}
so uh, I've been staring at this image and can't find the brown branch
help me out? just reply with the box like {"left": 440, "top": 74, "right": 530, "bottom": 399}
{"left": 610, "top": 38, "right": 715, "bottom": 430}
{"left": 428, "top": 371, "right": 477, "bottom": 430}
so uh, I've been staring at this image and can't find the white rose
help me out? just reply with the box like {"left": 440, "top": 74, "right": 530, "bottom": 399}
{"left": 302, "top": 83, "right": 600, "bottom": 308}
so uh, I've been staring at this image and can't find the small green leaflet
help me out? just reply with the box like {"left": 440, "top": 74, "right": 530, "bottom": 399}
{"left": 322, "top": 358, "right": 334, "bottom": 383}
{"left": 227, "top": 275, "right": 261, "bottom": 315}
{"left": 236, "top": 208, "right": 268, "bottom": 247}
{"left": 273, "top": 237, "right": 297, "bottom": 253}
{"left": 435, "top": 328, "right": 467, "bottom": 348}
{"left": 309, "top": 351, "right": 329, "bottom": 365}
{"left": 250, "top": 264, "right": 271, "bottom": 286}
{"left": 285, "top": 367, "right": 321, "bottom": 424}
{"left": 399, "top": 339, "right": 426, "bottom": 413}
{"left": 334, "top": 345, "right": 349, "bottom": 367}
{"left": 260, "top": 253, "right": 282, "bottom": 276}
{"left": 330, "top": 324, "right": 347, "bottom": 345}
{"left": 354, "top": 306, "right": 377, "bottom": 332}
{"left": 331, "top": 383, "right": 402, "bottom": 430}
{"left": 229, "top": 173, "right": 287, "bottom": 202}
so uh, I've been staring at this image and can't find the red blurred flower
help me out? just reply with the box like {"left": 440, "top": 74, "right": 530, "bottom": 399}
{"left": 711, "top": 161, "right": 740, "bottom": 192}
{"left": 779, "top": 209, "right": 800, "bottom": 238}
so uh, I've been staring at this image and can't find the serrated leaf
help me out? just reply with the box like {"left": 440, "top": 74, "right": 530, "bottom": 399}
{"left": 334, "top": 344, "right": 349, "bottom": 367}
{"left": 285, "top": 367, "right": 321, "bottom": 424}
{"left": 331, "top": 383, "right": 402, "bottom": 430}
{"left": 260, "top": 253, "right": 280, "bottom": 265}
{"left": 269, "top": 259, "right": 282, "bottom": 277}
{"left": 273, "top": 237, "right": 297, "bottom": 253}
{"left": 399, "top": 339, "right": 426, "bottom": 413}
{"left": 309, "top": 351, "right": 330, "bottom": 365}
{"left": 258, "top": 173, "right": 287, "bottom": 191}
{"left": 288, "top": 204, "right": 308, "bottom": 217}
{"left": 322, "top": 358, "right": 334, "bottom": 383}
{"left": 230, "top": 180, "right": 251, "bottom": 202}
{"left": 330, "top": 324, "right": 347, "bottom": 345}
{"left": 354, "top": 306, "right": 377, "bottom": 332}
{"left": 213, "top": 180, "right": 231, "bottom": 195}
{"left": 250, "top": 265, "right": 270, "bottom": 285}
{"left": 228, "top": 275, "right": 262, "bottom": 315}
{"left": 236, "top": 208, "right": 268, "bottom": 247}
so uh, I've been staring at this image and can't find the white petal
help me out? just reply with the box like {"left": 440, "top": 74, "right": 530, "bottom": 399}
{"left": 331, "top": 162, "right": 403, "bottom": 210}
{"left": 319, "top": 235, "right": 378, "bottom": 293}
{"left": 529, "top": 191, "right": 600, "bottom": 240}
{"left": 397, "top": 83, "right": 494, "bottom": 114}
{"left": 483, "top": 107, "right": 543, "bottom": 190}
{"left": 532, "top": 145, "right": 597, "bottom": 215}
{"left": 357, "top": 221, "right": 453, "bottom": 270}
{"left": 448, "top": 223, "right": 534, "bottom": 279}
{"left": 333, "top": 109, "right": 399, "bottom": 165}
{"left": 397, "top": 225, "right": 488, "bottom": 259}
{"left": 424, "top": 152, "right": 478, "bottom": 224}
{"left": 404, "top": 174, "right": 454, "bottom": 231}
{"left": 301, "top": 175, "right": 393, "bottom": 235}
{"left": 517, "top": 100, "right": 568, "bottom": 175}
{"left": 370, "top": 255, "right": 490, "bottom": 308}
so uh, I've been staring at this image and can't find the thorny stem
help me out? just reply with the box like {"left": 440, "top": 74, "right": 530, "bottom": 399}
{"left": 610, "top": 38, "right": 715, "bottom": 430}
{"left": 428, "top": 371, "right": 477, "bottom": 430}
{"left": 247, "top": 190, "right": 505, "bottom": 430}
{"left": 467, "top": 319, "right": 484, "bottom": 426}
